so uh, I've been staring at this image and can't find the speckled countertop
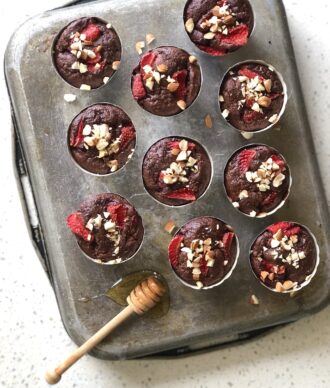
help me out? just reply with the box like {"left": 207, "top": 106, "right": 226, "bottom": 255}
{"left": 1, "top": 1, "right": 329, "bottom": 387}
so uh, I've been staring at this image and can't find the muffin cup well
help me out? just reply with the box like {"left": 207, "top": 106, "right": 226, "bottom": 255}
{"left": 223, "top": 143, "right": 292, "bottom": 218}
{"left": 218, "top": 59, "right": 288, "bottom": 133}
{"left": 168, "top": 216, "right": 239, "bottom": 290}
{"left": 249, "top": 222, "right": 320, "bottom": 293}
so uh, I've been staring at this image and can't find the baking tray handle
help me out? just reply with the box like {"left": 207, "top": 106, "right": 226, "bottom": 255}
{"left": 12, "top": 116, "right": 53, "bottom": 284}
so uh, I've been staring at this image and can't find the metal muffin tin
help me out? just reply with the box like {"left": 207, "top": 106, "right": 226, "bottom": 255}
{"left": 5, "top": 0, "right": 330, "bottom": 359}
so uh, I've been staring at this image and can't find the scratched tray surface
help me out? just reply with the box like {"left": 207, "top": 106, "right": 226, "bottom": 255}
{"left": 5, "top": 0, "right": 330, "bottom": 359}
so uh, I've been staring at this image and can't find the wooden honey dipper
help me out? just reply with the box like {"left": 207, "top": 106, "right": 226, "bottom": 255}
{"left": 45, "top": 276, "right": 166, "bottom": 385}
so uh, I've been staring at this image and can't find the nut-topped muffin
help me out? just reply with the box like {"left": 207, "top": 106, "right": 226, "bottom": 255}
{"left": 68, "top": 103, "right": 136, "bottom": 175}
{"left": 224, "top": 144, "right": 291, "bottom": 217}
{"left": 250, "top": 222, "right": 319, "bottom": 293}
{"left": 168, "top": 217, "right": 238, "bottom": 289}
{"left": 53, "top": 17, "right": 121, "bottom": 89}
{"left": 66, "top": 193, "right": 144, "bottom": 264}
{"left": 143, "top": 137, "right": 211, "bottom": 206}
{"left": 219, "top": 61, "right": 287, "bottom": 132}
{"left": 184, "top": 0, "right": 254, "bottom": 56}
{"left": 131, "top": 46, "right": 201, "bottom": 116}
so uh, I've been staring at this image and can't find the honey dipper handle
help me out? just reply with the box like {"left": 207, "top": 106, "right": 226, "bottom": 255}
{"left": 45, "top": 305, "right": 135, "bottom": 385}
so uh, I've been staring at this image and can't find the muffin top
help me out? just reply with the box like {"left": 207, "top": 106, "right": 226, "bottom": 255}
{"left": 131, "top": 46, "right": 201, "bottom": 116}
{"left": 224, "top": 145, "right": 290, "bottom": 217}
{"left": 169, "top": 217, "right": 237, "bottom": 289}
{"left": 143, "top": 137, "right": 211, "bottom": 206}
{"left": 66, "top": 193, "right": 144, "bottom": 264}
{"left": 250, "top": 222, "right": 318, "bottom": 292}
{"left": 53, "top": 17, "right": 121, "bottom": 89}
{"left": 220, "top": 62, "right": 285, "bottom": 131}
{"left": 184, "top": 0, "right": 254, "bottom": 56}
{"left": 68, "top": 104, "right": 135, "bottom": 175}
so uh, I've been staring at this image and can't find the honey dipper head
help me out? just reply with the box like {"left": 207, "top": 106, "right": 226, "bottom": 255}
{"left": 127, "top": 276, "right": 166, "bottom": 315}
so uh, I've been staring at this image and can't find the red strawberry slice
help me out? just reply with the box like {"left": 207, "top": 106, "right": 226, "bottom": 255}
{"left": 172, "top": 70, "right": 188, "bottom": 100}
{"left": 70, "top": 119, "right": 85, "bottom": 147}
{"left": 285, "top": 226, "right": 301, "bottom": 237}
{"left": 238, "top": 67, "right": 263, "bottom": 80}
{"left": 132, "top": 74, "right": 146, "bottom": 99}
{"left": 200, "top": 256, "right": 209, "bottom": 276}
{"left": 119, "top": 126, "right": 135, "bottom": 149}
{"left": 270, "top": 154, "right": 285, "bottom": 170}
{"left": 107, "top": 204, "right": 127, "bottom": 229}
{"left": 222, "top": 232, "right": 234, "bottom": 257}
{"left": 168, "top": 235, "right": 184, "bottom": 267}
{"left": 243, "top": 110, "right": 263, "bottom": 123}
{"left": 167, "top": 141, "right": 196, "bottom": 151}
{"left": 80, "top": 23, "right": 101, "bottom": 42}
{"left": 245, "top": 97, "right": 254, "bottom": 109}
{"left": 262, "top": 260, "right": 275, "bottom": 273}
{"left": 66, "top": 212, "right": 92, "bottom": 241}
{"left": 197, "top": 44, "right": 226, "bottom": 56}
{"left": 263, "top": 191, "right": 277, "bottom": 207}
{"left": 267, "top": 222, "right": 293, "bottom": 235}
{"left": 159, "top": 171, "right": 165, "bottom": 182}
{"left": 140, "top": 52, "right": 156, "bottom": 69}
{"left": 86, "top": 52, "right": 102, "bottom": 65}
{"left": 165, "top": 188, "right": 196, "bottom": 201}
{"left": 222, "top": 24, "right": 249, "bottom": 47}
{"left": 238, "top": 149, "right": 256, "bottom": 172}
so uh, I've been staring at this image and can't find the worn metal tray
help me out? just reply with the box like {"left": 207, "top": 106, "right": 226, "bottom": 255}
{"left": 5, "top": 0, "right": 330, "bottom": 359}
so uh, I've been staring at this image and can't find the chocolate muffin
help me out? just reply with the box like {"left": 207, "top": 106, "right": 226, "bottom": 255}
{"left": 168, "top": 217, "right": 238, "bottom": 289}
{"left": 219, "top": 61, "right": 287, "bottom": 132}
{"left": 143, "top": 137, "right": 211, "bottom": 206}
{"left": 66, "top": 193, "right": 144, "bottom": 264}
{"left": 53, "top": 17, "right": 121, "bottom": 89}
{"left": 224, "top": 144, "right": 291, "bottom": 217}
{"left": 250, "top": 222, "right": 319, "bottom": 292}
{"left": 184, "top": 0, "right": 254, "bottom": 56}
{"left": 131, "top": 46, "right": 201, "bottom": 116}
{"left": 68, "top": 103, "right": 136, "bottom": 175}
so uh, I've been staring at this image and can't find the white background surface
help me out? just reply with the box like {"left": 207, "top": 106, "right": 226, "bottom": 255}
{"left": 1, "top": 0, "right": 329, "bottom": 387}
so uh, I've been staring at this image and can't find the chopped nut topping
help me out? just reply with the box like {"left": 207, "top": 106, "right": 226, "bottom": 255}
{"left": 185, "top": 18, "right": 194, "bottom": 33}
{"left": 80, "top": 84, "right": 91, "bottom": 91}
{"left": 249, "top": 294, "right": 259, "bottom": 305}
{"left": 263, "top": 79, "right": 272, "bottom": 93}
{"left": 103, "top": 77, "right": 110, "bottom": 84}
{"left": 204, "top": 114, "right": 213, "bottom": 129}
{"left": 161, "top": 139, "right": 198, "bottom": 188}
{"left": 222, "top": 109, "right": 229, "bottom": 119}
{"left": 204, "top": 32, "right": 215, "bottom": 39}
{"left": 189, "top": 55, "right": 197, "bottom": 64}
{"left": 164, "top": 220, "right": 176, "bottom": 234}
{"left": 157, "top": 63, "right": 168, "bottom": 73}
{"left": 145, "top": 33, "right": 155, "bottom": 45}
{"left": 112, "top": 61, "right": 120, "bottom": 70}
{"left": 167, "top": 82, "right": 179, "bottom": 92}
{"left": 63, "top": 93, "right": 76, "bottom": 102}
{"left": 177, "top": 100, "right": 187, "bottom": 110}
{"left": 268, "top": 114, "right": 278, "bottom": 123}
{"left": 135, "top": 41, "right": 145, "bottom": 54}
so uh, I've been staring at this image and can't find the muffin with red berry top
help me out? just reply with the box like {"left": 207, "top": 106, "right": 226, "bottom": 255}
{"left": 142, "top": 137, "right": 211, "bottom": 206}
{"left": 250, "top": 222, "right": 319, "bottom": 293}
{"left": 131, "top": 46, "right": 201, "bottom": 116}
{"left": 219, "top": 61, "right": 287, "bottom": 132}
{"left": 224, "top": 144, "right": 291, "bottom": 217}
{"left": 66, "top": 193, "right": 144, "bottom": 264}
{"left": 68, "top": 103, "right": 136, "bottom": 175}
{"left": 168, "top": 217, "right": 239, "bottom": 289}
{"left": 53, "top": 17, "right": 121, "bottom": 89}
{"left": 184, "top": 0, "right": 254, "bottom": 56}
